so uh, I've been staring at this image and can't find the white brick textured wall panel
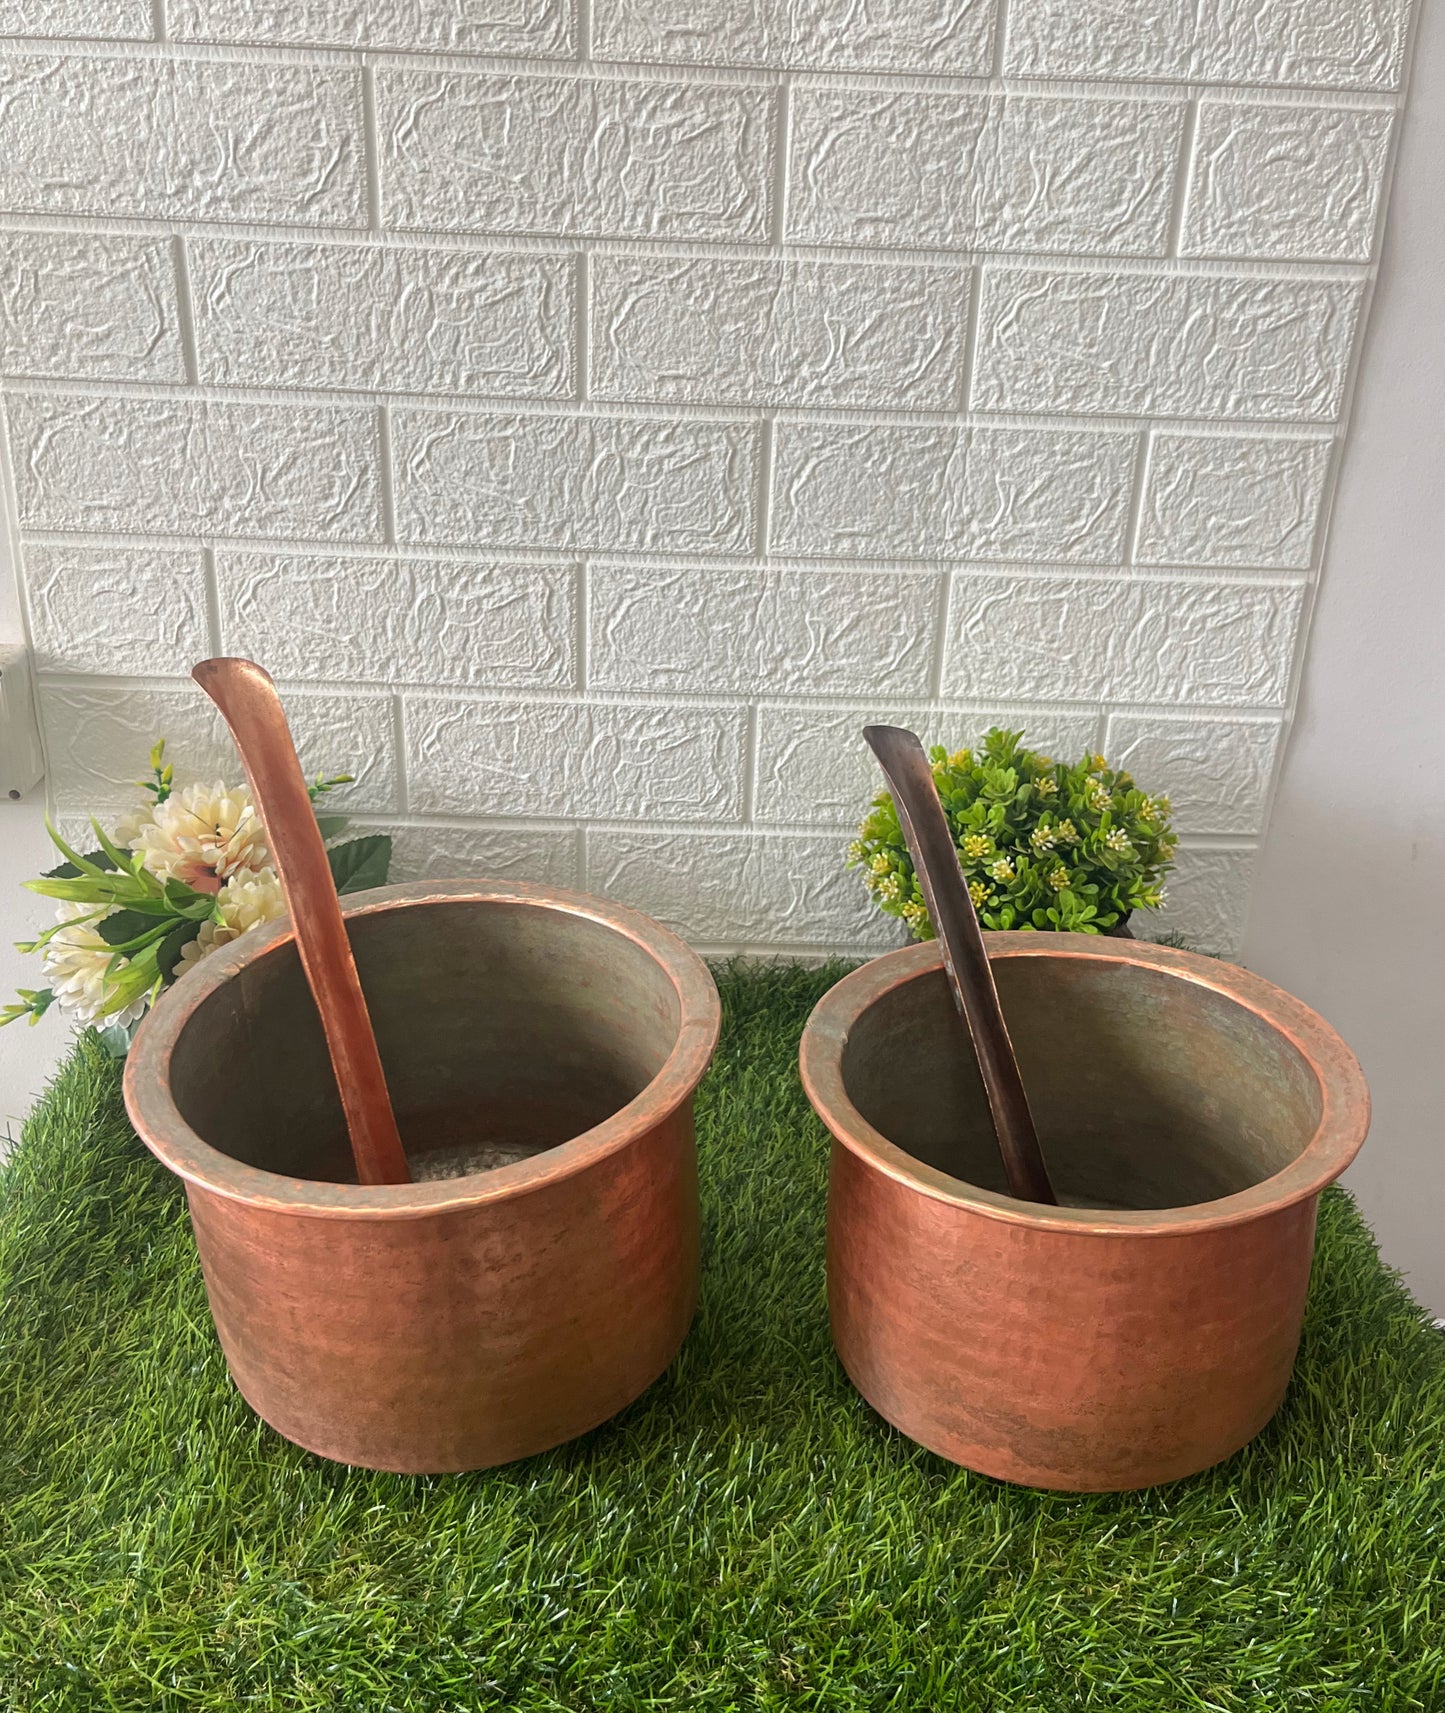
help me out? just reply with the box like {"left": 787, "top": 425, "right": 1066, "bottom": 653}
{"left": 385, "top": 822, "right": 579, "bottom": 887}
{"left": 378, "top": 70, "right": 773, "bottom": 242}
{"left": 755, "top": 703, "right": 1101, "bottom": 826}
{"left": 593, "top": 0, "right": 995, "bottom": 78}
{"left": 0, "top": 0, "right": 1409, "bottom": 959}
{"left": 1138, "top": 435, "right": 1333, "bottom": 570}
{"left": 0, "top": 234, "right": 181, "bottom": 383}
{"left": 38, "top": 681, "right": 399, "bottom": 812}
{"left": 190, "top": 241, "right": 574, "bottom": 399}
{"left": 973, "top": 270, "right": 1362, "bottom": 422}
{"left": 218, "top": 552, "right": 575, "bottom": 690}
{"left": 0, "top": 55, "right": 365, "bottom": 228}
{"left": 787, "top": 90, "right": 1185, "bottom": 257}
{"left": 1182, "top": 104, "right": 1393, "bottom": 264}
{"left": 943, "top": 573, "right": 1307, "bottom": 707}
{"left": 1156, "top": 845, "right": 1256, "bottom": 958}
{"left": 589, "top": 828, "right": 896, "bottom": 946}
{"left": 771, "top": 423, "right": 1137, "bottom": 562}
{"left": 406, "top": 695, "right": 747, "bottom": 821}
{"left": 24, "top": 545, "right": 210, "bottom": 677}
{"left": 588, "top": 562, "right": 941, "bottom": 696}
{"left": 1004, "top": 0, "right": 1413, "bottom": 92}
{"left": 1103, "top": 713, "right": 1284, "bottom": 835}
{"left": 392, "top": 410, "right": 758, "bottom": 554}
{"left": 169, "top": 0, "right": 574, "bottom": 56}
{"left": 590, "top": 255, "right": 969, "bottom": 410}
{"left": 0, "top": 1, "right": 149, "bottom": 36}
{"left": 8, "top": 394, "right": 382, "bottom": 541}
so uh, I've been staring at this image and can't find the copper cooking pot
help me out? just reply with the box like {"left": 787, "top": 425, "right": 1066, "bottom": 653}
{"left": 800, "top": 935, "right": 1369, "bottom": 1491}
{"left": 124, "top": 880, "right": 720, "bottom": 1474}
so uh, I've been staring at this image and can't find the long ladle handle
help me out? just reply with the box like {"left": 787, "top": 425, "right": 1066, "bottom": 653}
{"left": 864, "top": 725, "right": 1056, "bottom": 1206}
{"left": 193, "top": 658, "right": 411, "bottom": 1186}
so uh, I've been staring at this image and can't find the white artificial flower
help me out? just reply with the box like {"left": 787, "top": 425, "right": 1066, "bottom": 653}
{"left": 110, "top": 804, "right": 153, "bottom": 848}
{"left": 179, "top": 868, "right": 287, "bottom": 971}
{"left": 130, "top": 781, "right": 269, "bottom": 895}
{"left": 42, "top": 903, "right": 150, "bottom": 1029}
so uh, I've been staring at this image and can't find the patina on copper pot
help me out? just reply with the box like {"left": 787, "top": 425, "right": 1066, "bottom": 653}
{"left": 124, "top": 880, "right": 720, "bottom": 1474}
{"left": 800, "top": 935, "right": 1370, "bottom": 1492}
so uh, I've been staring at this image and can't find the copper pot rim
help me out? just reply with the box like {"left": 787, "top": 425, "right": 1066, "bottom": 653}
{"left": 799, "top": 934, "right": 1370, "bottom": 1238}
{"left": 122, "top": 879, "right": 721, "bottom": 1221}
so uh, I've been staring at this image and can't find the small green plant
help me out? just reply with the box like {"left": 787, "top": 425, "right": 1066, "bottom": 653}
{"left": 850, "top": 728, "right": 1176, "bottom": 938}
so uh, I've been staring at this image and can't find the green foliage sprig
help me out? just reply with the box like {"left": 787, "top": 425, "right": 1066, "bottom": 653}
{"left": 850, "top": 728, "right": 1176, "bottom": 938}
{"left": 3, "top": 739, "right": 391, "bottom": 1055}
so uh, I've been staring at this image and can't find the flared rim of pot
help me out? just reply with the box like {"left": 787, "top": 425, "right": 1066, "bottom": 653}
{"left": 799, "top": 934, "right": 1369, "bottom": 1237}
{"left": 123, "top": 880, "right": 721, "bottom": 1219}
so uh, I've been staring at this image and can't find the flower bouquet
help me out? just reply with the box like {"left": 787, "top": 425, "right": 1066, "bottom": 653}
{"left": 3, "top": 741, "right": 390, "bottom": 1055}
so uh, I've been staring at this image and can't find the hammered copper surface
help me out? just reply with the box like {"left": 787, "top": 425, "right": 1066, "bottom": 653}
{"left": 800, "top": 936, "right": 1370, "bottom": 1491}
{"left": 124, "top": 881, "right": 721, "bottom": 1474}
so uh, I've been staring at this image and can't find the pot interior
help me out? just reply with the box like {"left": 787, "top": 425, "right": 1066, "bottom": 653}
{"left": 167, "top": 899, "right": 683, "bottom": 1183}
{"left": 840, "top": 957, "right": 1323, "bottom": 1210}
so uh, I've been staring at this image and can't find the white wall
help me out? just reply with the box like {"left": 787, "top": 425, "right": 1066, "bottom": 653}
{"left": 0, "top": 1, "right": 1416, "bottom": 970}
{"left": 0, "top": 7, "right": 1428, "bottom": 1151}
{"left": 1243, "top": 0, "right": 1445, "bottom": 1315}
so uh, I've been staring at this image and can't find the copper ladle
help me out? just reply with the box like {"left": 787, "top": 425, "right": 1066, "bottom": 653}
{"left": 193, "top": 657, "right": 411, "bottom": 1185}
{"left": 863, "top": 724, "right": 1057, "bottom": 1205}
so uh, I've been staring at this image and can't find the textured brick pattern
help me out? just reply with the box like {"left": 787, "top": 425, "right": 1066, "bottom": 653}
{"left": 8, "top": 395, "right": 382, "bottom": 540}
{"left": 772, "top": 423, "right": 1137, "bottom": 562}
{"left": 0, "top": 234, "right": 181, "bottom": 383}
{"left": 190, "top": 242, "right": 575, "bottom": 398}
{"left": 0, "top": 1, "right": 150, "bottom": 36}
{"left": 1005, "top": 0, "right": 1413, "bottom": 89}
{"left": 405, "top": 696, "right": 746, "bottom": 822}
{"left": 973, "top": 270, "right": 1362, "bottom": 421}
{"left": 378, "top": 71, "right": 774, "bottom": 241}
{"left": 0, "top": 56, "right": 365, "bottom": 227}
{"left": 591, "top": 257, "right": 970, "bottom": 409}
{"left": 169, "top": 0, "right": 575, "bottom": 56}
{"left": 0, "top": 5, "right": 1413, "bottom": 957}
{"left": 594, "top": 0, "right": 996, "bottom": 77}
{"left": 1182, "top": 104, "right": 1393, "bottom": 263}
{"left": 787, "top": 91, "right": 1185, "bottom": 256}
{"left": 391, "top": 411, "right": 758, "bottom": 553}
{"left": 218, "top": 554, "right": 577, "bottom": 690}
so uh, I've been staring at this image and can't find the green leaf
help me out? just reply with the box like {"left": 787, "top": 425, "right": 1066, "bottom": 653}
{"left": 95, "top": 909, "right": 167, "bottom": 947}
{"left": 88, "top": 816, "right": 139, "bottom": 877}
{"left": 27, "top": 876, "right": 129, "bottom": 904}
{"left": 327, "top": 835, "right": 391, "bottom": 895}
{"left": 1, "top": 987, "right": 55, "bottom": 1029}
{"left": 314, "top": 815, "right": 350, "bottom": 841}
{"left": 161, "top": 879, "right": 220, "bottom": 920}
{"left": 156, "top": 920, "right": 204, "bottom": 981}
{"left": 95, "top": 1021, "right": 139, "bottom": 1058}
{"left": 43, "top": 849, "right": 119, "bottom": 880}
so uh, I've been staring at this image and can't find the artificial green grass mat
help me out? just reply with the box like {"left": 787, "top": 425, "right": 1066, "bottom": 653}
{"left": 2, "top": 963, "right": 1443, "bottom": 1713}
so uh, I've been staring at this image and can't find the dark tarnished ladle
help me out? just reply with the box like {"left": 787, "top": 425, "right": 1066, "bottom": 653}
{"left": 194, "top": 657, "right": 412, "bottom": 1186}
{"left": 864, "top": 724, "right": 1057, "bottom": 1206}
